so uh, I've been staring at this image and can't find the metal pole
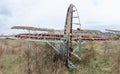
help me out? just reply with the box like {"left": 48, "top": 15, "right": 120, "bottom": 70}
{"left": 65, "top": 34, "right": 69, "bottom": 67}
{"left": 78, "top": 39, "right": 82, "bottom": 57}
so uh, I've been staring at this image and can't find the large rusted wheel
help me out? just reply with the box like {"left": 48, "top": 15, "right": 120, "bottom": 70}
{"left": 64, "top": 4, "right": 81, "bottom": 48}
{"left": 64, "top": 4, "right": 81, "bottom": 67}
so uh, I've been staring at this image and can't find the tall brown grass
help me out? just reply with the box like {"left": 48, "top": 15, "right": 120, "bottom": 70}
{"left": 0, "top": 39, "right": 120, "bottom": 74}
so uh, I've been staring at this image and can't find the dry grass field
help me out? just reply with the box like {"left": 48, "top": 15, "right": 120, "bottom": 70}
{"left": 0, "top": 39, "right": 119, "bottom": 74}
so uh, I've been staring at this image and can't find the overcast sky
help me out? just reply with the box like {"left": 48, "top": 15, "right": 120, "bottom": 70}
{"left": 0, "top": 0, "right": 120, "bottom": 35}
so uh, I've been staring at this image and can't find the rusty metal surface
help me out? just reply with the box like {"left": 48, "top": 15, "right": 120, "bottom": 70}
{"left": 14, "top": 33, "right": 109, "bottom": 41}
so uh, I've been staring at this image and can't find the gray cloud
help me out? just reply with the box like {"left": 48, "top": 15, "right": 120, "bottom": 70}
{"left": 0, "top": 0, "right": 12, "bottom": 16}
{"left": 0, "top": 6, "right": 11, "bottom": 16}
{"left": 0, "top": 0, "right": 120, "bottom": 35}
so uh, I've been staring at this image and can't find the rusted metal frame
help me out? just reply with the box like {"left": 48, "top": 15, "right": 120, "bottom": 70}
{"left": 46, "top": 42, "right": 60, "bottom": 54}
